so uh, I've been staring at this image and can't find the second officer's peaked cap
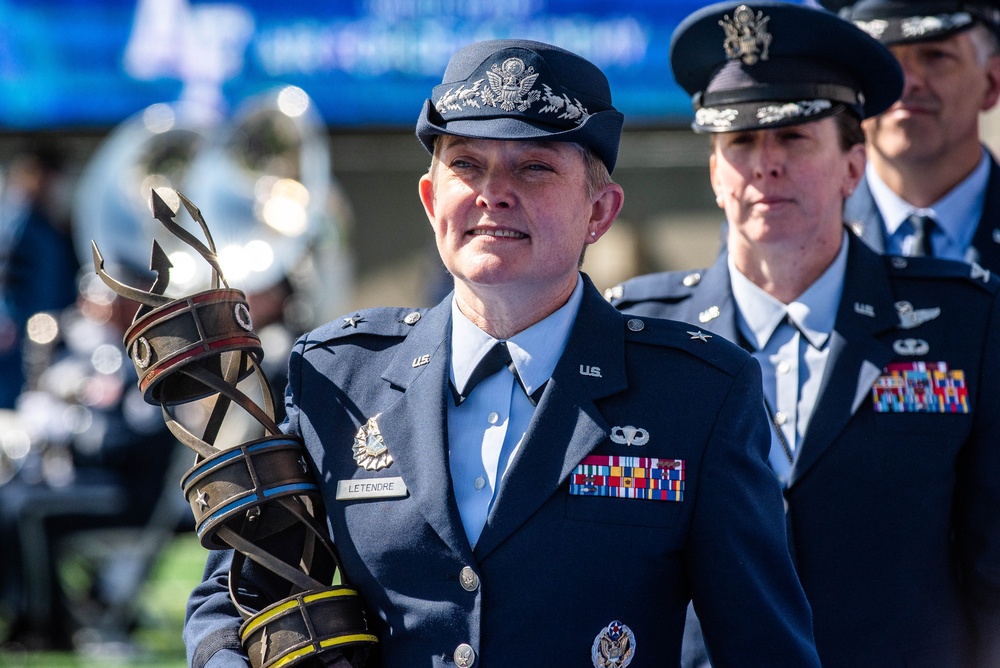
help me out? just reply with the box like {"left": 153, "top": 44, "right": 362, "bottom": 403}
{"left": 837, "top": 0, "right": 1000, "bottom": 45}
{"left": 415, "top": 39, "right": 624, "bottom": 173}
{"left": 671, "top": 2, "right": 903, "bottom": 133}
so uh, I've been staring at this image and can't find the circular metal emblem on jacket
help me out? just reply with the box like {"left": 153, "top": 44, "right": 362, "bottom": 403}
{"left": 453, "top": 643, "right": 475, "bottom": 667}
{"left": 592, "top": 620, "right": 635, "bottom": 667}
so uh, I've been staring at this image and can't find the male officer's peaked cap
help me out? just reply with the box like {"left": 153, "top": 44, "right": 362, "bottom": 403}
{"left": 671, "top": 2, "right": 903, "bottom": 133}
{"left": 834, "top": 0, "right": 1000, "bottom": 45}
{"left": 416, "top": 39, "right": 624, "bottom": 173}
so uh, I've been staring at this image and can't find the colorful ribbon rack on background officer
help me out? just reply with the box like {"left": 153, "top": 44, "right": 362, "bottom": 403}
{"left": 184, "top": 37, "right": 823, "bottom": 667}
{"left": 91, "top": 188, "right": 376, "bottom": 668}
{"left": 609, "top": 2, "right": 1000, "bottom": 666}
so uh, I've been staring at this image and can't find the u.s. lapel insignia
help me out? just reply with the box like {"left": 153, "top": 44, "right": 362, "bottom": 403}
{"left": 353, "top": 415, "right": 393, "bottom": 470}
{"left": 854, "top": 302, "right": 875, "bottom": 318}
{"left": 592, "top": 620, "right": 636, "bottom": 668}
{"left": 610, "top": 426, "right": 649, "bottom": 447}
{"left": 699, "top": 305, "right": 720, "bottom": 323}
{"left": 412, "top": 354, "right": 431, "bottom": 368}
{"left": 895, "top": 301, "right": 940, "bottom": 329}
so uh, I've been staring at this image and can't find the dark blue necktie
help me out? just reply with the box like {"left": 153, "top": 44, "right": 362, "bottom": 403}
{"left": 907, "top": 213, "right": 936, "bottom": 257}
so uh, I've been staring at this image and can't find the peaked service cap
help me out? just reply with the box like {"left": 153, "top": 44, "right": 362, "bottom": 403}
{"left": 416, "top": 39, "right": 624, "bottom": 173}
{"left": 671, "top": 2, "right": 903, "bottom": 133}
{"left": 836, "top": 0, "right": 1000, "bottom": 44}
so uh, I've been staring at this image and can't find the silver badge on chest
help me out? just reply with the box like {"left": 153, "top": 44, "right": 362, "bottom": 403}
{"left": 592, "top": 620, "right": 636, "bottom": 667}
{"left": 353, "top": 415, "right": 393, "bottom": 471}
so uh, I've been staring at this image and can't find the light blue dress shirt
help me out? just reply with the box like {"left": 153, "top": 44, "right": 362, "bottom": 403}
{"left": 448, "top": 275, "right": 583, "bottom": 547}
{"left": 866, "top": 149, "right": 989, "bottom": 261}
{"left": 729, "top": 234, "right": 847, "bottom": 485}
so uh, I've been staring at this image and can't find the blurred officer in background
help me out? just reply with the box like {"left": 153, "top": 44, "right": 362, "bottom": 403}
{"left": 0, "top": 102, "right": 214, "bottom": 651}
{"left": 611, "top": 2, "right": 1000, "bottom": 666}
{"left": 835, "top": 0, "right": 1000, "bottom": 267}
{"left": 0, "top": 145, "right": 79, "bottom": 408}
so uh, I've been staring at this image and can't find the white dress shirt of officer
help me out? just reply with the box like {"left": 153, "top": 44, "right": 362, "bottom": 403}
{"left": 184, "top": 38, "right": 823, "bottom": 668}
{"left": 835, "top": 0, "right": 1000, "bottom": 266}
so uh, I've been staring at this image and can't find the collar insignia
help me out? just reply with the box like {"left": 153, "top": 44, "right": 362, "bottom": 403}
{"left": 971, "top": 262, "right": 991, "bottom": 283}
{"left": 699, "top": 305, "right": 721, "bottom": 323}
{"left": 854, "top": 302, "right": 876, "bottom": 318}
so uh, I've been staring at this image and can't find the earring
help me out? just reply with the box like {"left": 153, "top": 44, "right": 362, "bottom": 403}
{"left": 590, "top": 231, "right": 596, "bottom": 237}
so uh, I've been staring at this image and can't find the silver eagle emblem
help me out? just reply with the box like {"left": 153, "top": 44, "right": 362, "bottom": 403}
{"left": 483, "top": 57, "right": 541, "bottom": 112}
{"left": 720, "top": 4, "right": 772, "bottom": 65}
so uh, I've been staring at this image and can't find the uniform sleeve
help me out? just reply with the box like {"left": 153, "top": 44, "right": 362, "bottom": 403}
{"left": 183, "top": 549, "right": 249, "bottom": 668}
{"left": 955, "top": 290, "right": 1000, "bottom": 667}
{"left": 685, "top": 356, "right": 821, "bottom": 667}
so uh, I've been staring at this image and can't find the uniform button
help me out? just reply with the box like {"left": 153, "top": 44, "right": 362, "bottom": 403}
{"left": 774, "top": 411, "right": 788, "bottom": 425}
{"left": 627, "top": 318, "right": 645, "bottom": 332}
{"left": 487, "top": 411, "right": 499, "bottom": 424}
{"left": 454, "top": 643, "right": 475, "bottom": 667}
{"left": 459, "top": 566, "right": 479, "bottom": 592}
{"left": 777, "top": 361, "right": 791, "bottom": 374}
{"left": 474, "top": 476, "right": 485, "bottom": 490}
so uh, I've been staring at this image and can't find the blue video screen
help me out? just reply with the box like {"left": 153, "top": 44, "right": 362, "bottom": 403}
{"left": 0, "top": 0, "right": 734, "bottom": 130}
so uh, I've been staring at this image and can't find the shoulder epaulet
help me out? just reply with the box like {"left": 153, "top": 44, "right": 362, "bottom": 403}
{"left": 302, "top": 307, "right": 428, "bottom": 348}
{"left": 605, "top": 270, "right": 705, "bottom": 307}
{"left": 883, "top": 256, "right": 1000, "bottom": 293}
{"left": 618, "top": 311, "right": 749, "bottom": 376}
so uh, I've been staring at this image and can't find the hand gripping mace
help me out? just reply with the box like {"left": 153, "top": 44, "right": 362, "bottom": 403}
{"left": 91, "top": 190, "right": 377, "bottom": 668}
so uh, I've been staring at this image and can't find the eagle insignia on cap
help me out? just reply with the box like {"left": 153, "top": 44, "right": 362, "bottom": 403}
{"left": 433, "top": 55, "right": 593, "bottom": 126}
{"left": 484, "top": 57, "right": 542, "bottom": 112}
{"left": 720, "top": 4, "right": 772, "bottom": 65}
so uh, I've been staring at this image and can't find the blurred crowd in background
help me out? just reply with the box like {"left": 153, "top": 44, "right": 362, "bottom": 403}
{"left": 0, "top": 84, "right": 357, "bottom": 653}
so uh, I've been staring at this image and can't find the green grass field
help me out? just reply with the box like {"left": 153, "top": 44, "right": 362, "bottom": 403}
{"left": 0, "top": 533, "right": 205, "bottom": 668}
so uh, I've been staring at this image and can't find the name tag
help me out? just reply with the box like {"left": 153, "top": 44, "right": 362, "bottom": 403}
{"left": 336, "top": 476, "right": 409, "bottom": 501}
